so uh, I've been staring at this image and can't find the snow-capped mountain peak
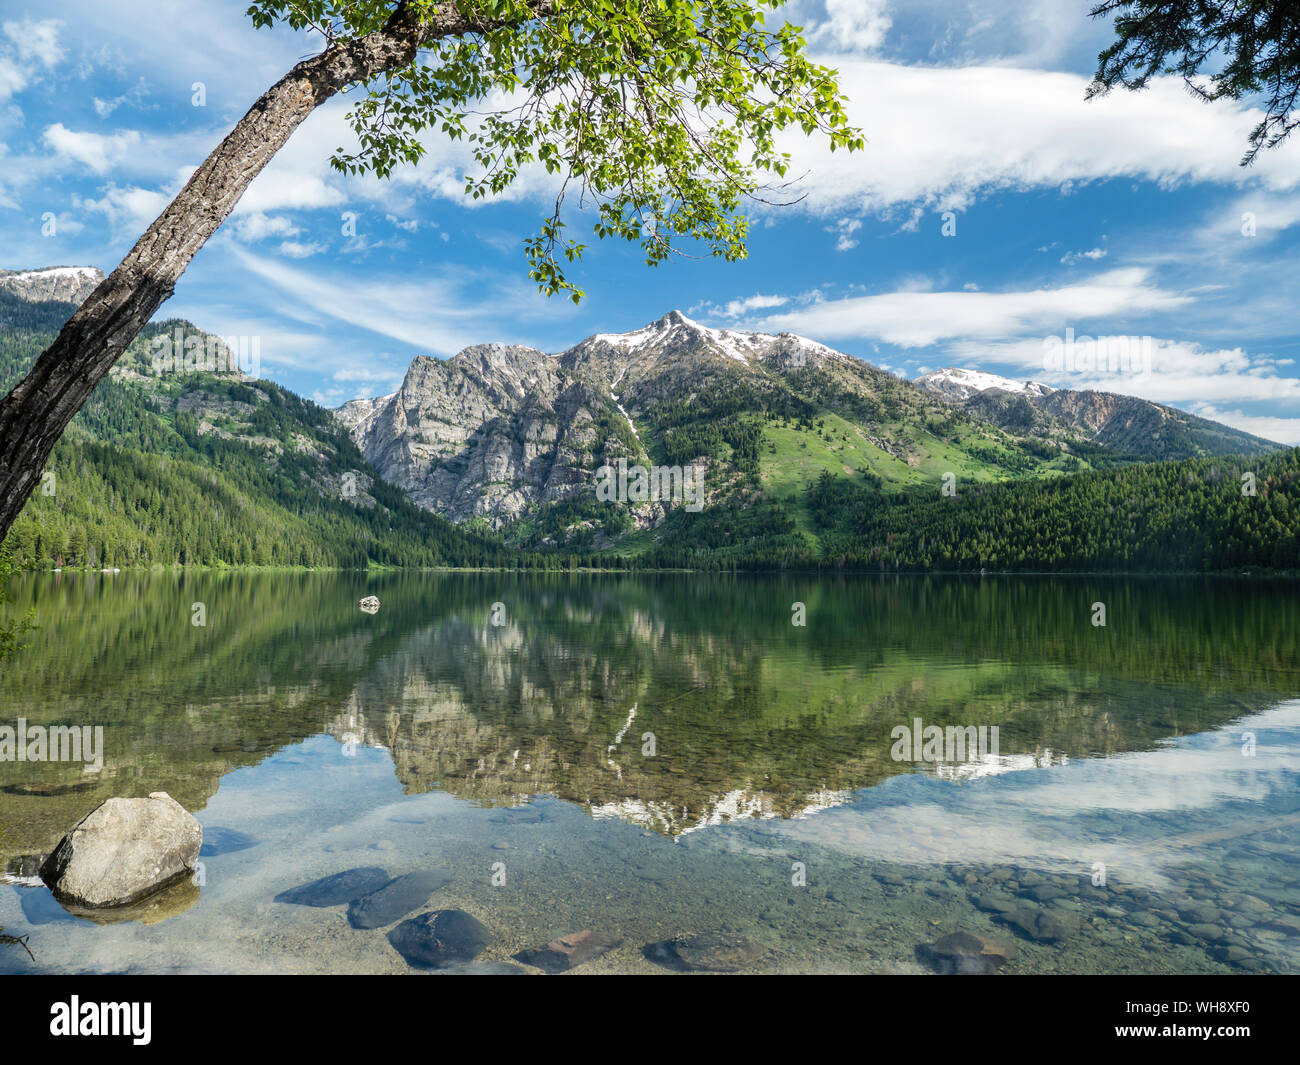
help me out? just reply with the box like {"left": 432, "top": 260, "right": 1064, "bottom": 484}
{"left": 591, "top": 310, "right": 846, "bottom": 366}
{"left": 915, "top": 366, "right": 1055, "bottom": 402}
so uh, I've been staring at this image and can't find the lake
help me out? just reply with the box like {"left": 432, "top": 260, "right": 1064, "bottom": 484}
{"left": 1, "top": 571, "right": 1298, "bottom": 973}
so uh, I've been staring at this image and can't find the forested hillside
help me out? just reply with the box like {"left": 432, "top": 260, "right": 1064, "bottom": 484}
{"left": 0, "top": 290, "right": 525, "bottom": 568}
{"left": 636, "top": 447, "right": 1300, "bottom": 572}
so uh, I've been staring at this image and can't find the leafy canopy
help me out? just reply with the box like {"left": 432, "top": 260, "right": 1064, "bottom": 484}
{"left": 1089, "top": 1, "right": 1300, "bottom": 165}
{"left": 247, "top": 1, "right": 862, "bottom": 300}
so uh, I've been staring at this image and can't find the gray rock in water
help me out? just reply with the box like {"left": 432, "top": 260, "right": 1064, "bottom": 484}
{"left": 647, "top": 932, "right": 762, "bottom": 972}
{"left": 1004, "top": 907, "right": 1079, "bottom": 943}
{"left": 358, "top": 596, "right": 380, "bottom": 613}
{"left": 39, "top": 792, "right": 201, "bottom": 908}
{"left": 274, "top": 866, "right": 390, "bottom": 907}
{"left": 975, "top": 892, "right": 1019, "bottom": 914}
{"left": 515, "top": 930, "right": 622, "bottom": 973}
{"left": 347, "top": 869, "right": 451, "bottom": 929}
{"left": 1185, "top": 922, "right": 1225, "bottom": 943}
{"left": 388, "top": 909, "right": 491, "bottom": 968}
{"left": 1179, "top": 903, "right": 1221, "bottom": 925}
{"left": 918, "top": 931, "right": 1013, "bottom": 974}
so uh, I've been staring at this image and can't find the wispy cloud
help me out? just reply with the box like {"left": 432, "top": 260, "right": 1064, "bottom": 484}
{"left": 750, "top": 268, "right": 1187, "bottom": 347}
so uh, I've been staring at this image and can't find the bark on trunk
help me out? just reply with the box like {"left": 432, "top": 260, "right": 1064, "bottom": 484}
{"left": 0, "top": 0, "right": 550, "bottom": 542}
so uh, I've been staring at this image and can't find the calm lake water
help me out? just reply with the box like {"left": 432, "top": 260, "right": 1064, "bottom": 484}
{"left": 1, "top": 571, "right": 1298, "bottom": 974}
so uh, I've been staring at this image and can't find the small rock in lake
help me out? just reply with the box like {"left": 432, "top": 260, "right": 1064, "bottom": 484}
{"left": 274, "top": 866, "right": 390, "bottom": 907}
{"left": 358, "top": 596, "right": 380, "bottom": 614}
{"left": 199, "top": 826, "right": 258, "bottom": 857}
{"left": 347, "top": 869, "right": 452, "bottom": 929}
{"left": 515, "top": 930, "right": 622, "bottom": 973}
{"left": 646, "top": 932, "right": 762, "bottom": 972}
{"left": 387, "top": 909, "right": 491, "bottom": 969}
{"left": 975, "top": 893, "right": 1019, "bottom": 915}
{"left": 1179, "top": 903, "right": 1220, "bottom": 924}
{"left": 39, "top": 792, "right": 201, "bottom": 908}
{"left": 488, "top": 806, "right": 543, "bottom": 825}
{"left": 918, "top": 931, "right": 1013, "bottom": 974}
{"left": 1185, "top": 922, "right": 1225, "bottom": 943}
{"left": 1003, "top": 907, "right": 1079, "bottom": 943}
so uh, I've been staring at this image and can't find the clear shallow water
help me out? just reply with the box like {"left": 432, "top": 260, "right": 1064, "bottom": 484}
{"left": 1, "top": 571, "right": 1297, "bottom": 973}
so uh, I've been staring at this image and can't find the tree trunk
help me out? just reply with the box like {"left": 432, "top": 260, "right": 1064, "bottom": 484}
{"left": 0, "top": 2, "right": 456, "bottom": 540}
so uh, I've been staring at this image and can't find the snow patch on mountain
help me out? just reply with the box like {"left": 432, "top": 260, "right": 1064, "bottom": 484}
{"left": 915, "top": 367, "right": 1055, "bottom": 401}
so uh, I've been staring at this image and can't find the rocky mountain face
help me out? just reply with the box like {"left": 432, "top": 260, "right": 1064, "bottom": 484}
{"left": 337, "top": 311, "right": 850, "bottom": 533}
{"left": 916, "top": 366, "right": 1278, "bottom": 459}
{"left": 0, "top": 266, "right": 103, "bottom": 305}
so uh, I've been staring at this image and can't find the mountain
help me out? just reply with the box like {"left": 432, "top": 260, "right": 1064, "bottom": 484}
{"left": 915, "top": 366, "right": 1278, "bottom": 461}
{"left": 3, "top": 275, "right": 1295, "bottom": 573}
{"left": 0, "top": 273, "right": 523, "bottom": 569}
{"left": 337, "top": 311, "right": 1118, "bottom": 550}
{"left": 0, "top": 266, "right": 103, "bottom": 305}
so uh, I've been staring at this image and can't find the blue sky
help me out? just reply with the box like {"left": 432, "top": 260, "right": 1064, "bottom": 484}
{"left": 3, "top": 0, "right": 1300, "bottom": 441}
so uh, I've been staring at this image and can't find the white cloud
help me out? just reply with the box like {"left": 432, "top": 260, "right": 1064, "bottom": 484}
{"left": 3, "top": 18, "right": 64, "bottom": 67}
{"left": 694, "top": 293, "right": 792, "bottom": 319}
{"left": 751, "top": 268, "right": 1187, "bottom": 347}
{"left": 0, "top": 18, "right": 63, "bottom": 104}
{"left": 775, "top": 60, "right": 1300, "bottom": 218}
{"left": 41, "top": 123, "right": 141, "bottom": 174}
{"left": 277, "top": 239, "right": 325, "bottom": 258}
{"left": 92, "top": 77, "right": 149, "bottom": 118}
{"left": 829, "top": 217, "right": 862, "bottom": 251}
{"left": 809, "top": 0, "right": 892, "bottom": 54}
{"left": 227, "top": 247, "right": 577, "bottom": 357}
{"left": 78, "top": 182, "right": 169, "bottom": 232}
{"left": 232, "top": 212, "right": 299, "bottom": 242}
{"left": 1060, "top": 247, "right": 1106, "bottom": 265}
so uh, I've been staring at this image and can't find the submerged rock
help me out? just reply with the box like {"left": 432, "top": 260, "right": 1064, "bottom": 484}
{"left": 388, "top": 910, "right": 491, "bottom": 969}
{"left": 974, "top": 892, "right": 1019, "bottom": 914}
{"left": 358, "top": 596, "right": 380, "bottom": 613}
{"left": 646, "top": 932, "right": 762, "bottom": 972}
{"left": 347, "top": 869, "right": 452, "bottom": 929}
{"left": 918, "top": 931, "right": 1014, "bottom": 974}
{"left": 39, "top": 792, "right": 201, "bottom": 908}
{"left": 1003, "top": 907, "right": 1079, "bottom": 943}
{"left": 515, "top": 930, "right": 622, "bottom": 973}
{"left": 274, "top": 866, "right": 390, "bottom": 907}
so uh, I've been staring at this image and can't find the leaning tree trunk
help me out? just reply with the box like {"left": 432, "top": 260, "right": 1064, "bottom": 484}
{"left": 0, "top": 2, "right": 472, "bottom": 540}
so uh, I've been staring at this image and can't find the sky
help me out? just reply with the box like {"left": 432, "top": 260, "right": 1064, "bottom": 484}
{"left": 3, "top": 0, "right": 1300, "bottom": 442}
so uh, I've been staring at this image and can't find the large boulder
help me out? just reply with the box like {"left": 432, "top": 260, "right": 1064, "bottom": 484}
{"left": 39, "top": 792, "right": 202, "bottom": 908}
